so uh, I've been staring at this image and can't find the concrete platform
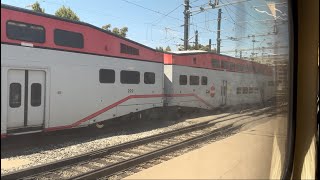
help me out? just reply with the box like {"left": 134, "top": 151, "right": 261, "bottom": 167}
{"left": 125, "top": 114, "right": 288, "bottom": 179}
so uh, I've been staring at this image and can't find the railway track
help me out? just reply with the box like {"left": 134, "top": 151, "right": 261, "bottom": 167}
{"left": 1, "top": 104, "right": 264, "bottom": 155}
{"left": 2, "top": 116, "right": 242, "bottom": 180}
{"left": 2, "top": 104, "right": 282, "bottom": 179}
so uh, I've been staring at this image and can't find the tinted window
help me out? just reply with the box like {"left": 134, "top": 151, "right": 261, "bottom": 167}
{"left": 54, "top": 29, "right": 84, "bottom": 48}
{"left": 201, "top": 76, "right": 207, "bottom": 85}
{"left": 120, "top": 43, "right": 139, "bottom": 55}
{"left": 99, "top": 69, "right": 115, "bottom": 83}
{"left": 190, "top": 76, "right": 199, "bottom": 85}
{"left": 268, "top": 81, "right": 274, "bottom": 86}
{"left": 193, "top": 58, "right": 197, "bottom": 64}
{"left": 243, "top": 87, "right": 248, "bottom": 94}
{"left": 211, "top": 59, "right": 221, "bottom": 68}
{"left": 31, "top": 83, "right": 41, "bottom": 107}
{"left": 237, "top": 87, "right": 242, "bottom": 94}
{"left": 254, "top": 87, "right": 259, "bottom": 93}
{"left": 221, "top": 61, "right": 229, "bottom": 69}
{"left": 243, "top": 64, "right": 249, "bottom": 72}
{"left": 144, "top": 72, "right": 155, "bottom": 84}
{"left": 9, "top": 83, "right": 21, "bottom": 108}
{"left": 179, "top": 75, "right": 187, "bottom": 85}
{"left": 230, "top": 63, "right": 235, "bottom": 71}
{"left": 236, "top": 64, "right": 244, "bottom": 72}
{"left": 121, "top": 70, "right": 140, "bottom": 84}
{"left": 249, "top": 87, "right": 253, "bottom": 94}
{"left": 7, "top": 21, "right": 45, "bottom": 43}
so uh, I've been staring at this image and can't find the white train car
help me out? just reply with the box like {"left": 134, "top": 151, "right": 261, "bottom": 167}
{"left": 164, "top": 51, "right": 275, "bottom": 114}
{"left": 1, "top": 5, "right": 164, "bottom": 137}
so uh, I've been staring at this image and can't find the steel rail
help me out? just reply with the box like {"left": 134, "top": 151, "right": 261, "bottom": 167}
{"left": 1, "top": 114, "right": 232, "bottom": 180}
{"left": 70, "top": 124, "right": 239, "bottom": 180}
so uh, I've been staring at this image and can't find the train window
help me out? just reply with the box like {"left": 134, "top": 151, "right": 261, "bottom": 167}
{"left": 245, "top": 65, "right": 249, "bottom": 72}
{"left": 193, "top": 58, "right": 197, "bottom": 64}
{"left": 54, "top": 29, "right": 84, "bottom": 48}
{"left": 190, "top": 76, "right": 199, "bottom": 85}
{"left": 211, "top": 59, "right": 221, "bottom": 68}
{"left": 268, "top": 81, "right": 274, "bottom": 86}
{"left": 121, "top": 70, "right": 140, "bottom": 84}
{"left": 179, "top": 75, "right": 187, "bottom": 85}
{"left": 249, "top": 87, "right": 253, "bottom": 94}
{"left": 31, "top": 83, "right": 41, "bottom": 107}
{"left": 99, "top": 69, "right": 115, "bottom": 83}
{"left": 237, "top": 87, "right": 242, "bottom": 94}
{"left": 254, "top": 87, "right": 259, "bottom": 93}
{"left": 201, "top": 76, "right": 208, "bottom": 85}
{"left": 221, "top": 61, "right": 229, "bottom": 69}
{"left": 6, "top": 21, "right": 45, "bottom": 43}
{"left": 230, "top": 63, "right": 235, "bottom": 71}
{"left": 242, "top": 87, "right": 248, "bottom": 94}
{"left": 120, "top": 43, "right": 140, "bottom": 55}
{"left": 9, "top": 83, "right": 22, "bottom": 108}
{"left": 236, "top": 64, "right": 244, "bottom": 72}
{"left": 144, "top": 72, "right": 155, "bottom": 84}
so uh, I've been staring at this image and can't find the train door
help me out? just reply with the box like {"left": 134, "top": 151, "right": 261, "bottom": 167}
{"left": 7, "top": 69, "right": 45, "bottom": 130}
{"left": 221, "top": 80, "right": 227, "bottom": 106}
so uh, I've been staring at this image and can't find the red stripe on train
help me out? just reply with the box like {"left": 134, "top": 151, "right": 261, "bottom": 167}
{"left": 44, "top": 93, "right": 213, "bottom": 132}
{"left": 1, "top": 134, "right": 7, "bottom": 138}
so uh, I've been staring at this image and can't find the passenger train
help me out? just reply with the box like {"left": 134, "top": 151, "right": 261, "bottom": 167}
{"left": 0, "top": 4, "right": 275, "bottom": 137}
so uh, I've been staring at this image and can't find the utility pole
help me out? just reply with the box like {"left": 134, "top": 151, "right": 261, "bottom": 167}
{"left": 216, "top": 8, "right": 222, "bottom": 54}
{"left": 183, "top": 0, "right": 190, "bottom": 50}
{"left": 195, "top": 30, "right": 199, "bottom": 50}
{"left": 209, "top": 39, "right": 212, "bottom": 51}
{"left": 251, "top": 35, "right": 257, "bottom": 60}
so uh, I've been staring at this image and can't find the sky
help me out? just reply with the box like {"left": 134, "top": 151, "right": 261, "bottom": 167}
{"left": 2, "top": 0, "right": 289, "bottom": 57}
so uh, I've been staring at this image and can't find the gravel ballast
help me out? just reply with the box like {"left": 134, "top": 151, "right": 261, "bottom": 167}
{"left": 1, "top": 114, "right": 227, "bottom": 174}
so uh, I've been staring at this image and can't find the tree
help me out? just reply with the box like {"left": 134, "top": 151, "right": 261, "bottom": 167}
{"left": 102, "top": 24, "right": 111, "bottom": 31}
{"left": 31, "top": 1, "right": 45, "bottom": 13}
{"left": 165, "top": 46, "right": 171, "bottom": 52}
{"left": 119, "top": 27, "right": 128, "bottom": 38}
{"left": 178, "top": 43, "right": 213, "bottom": 52}
{"left": 102, "top": 24, "right": 128, "bottom": 38}
{"left": 55, "top": 6, "right": 80, "bottom": 21}
{"left": 112, "top": 27, "right": 120, "bottom": 35}
{"left": 156, "top": 46, "right": 172, "bottom": 52}
{"left": 155, "top": 46, "right": 164, "bottom": 52}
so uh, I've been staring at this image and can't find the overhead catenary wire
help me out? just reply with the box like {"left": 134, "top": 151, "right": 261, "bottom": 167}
{"left": 150, "top": 4, "right": 183, "bottom": 25}
{"left": 120, "top": 0, "right": 183, "bottom": 22}
{"left": 38, "top": 0, "right": 279, "bottom": 52}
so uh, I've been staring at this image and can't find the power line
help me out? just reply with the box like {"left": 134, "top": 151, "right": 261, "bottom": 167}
{"left": 222, "top": 3, "right": 260, "bottom": 34}
{"left": 221, "top": 0, "right": 273, "bottom": 34}
{"left": 120, "top": 0, "right": 183, "bottom": 22}
{"left": 150, "top": 4, "right": 183, "bottom": 25}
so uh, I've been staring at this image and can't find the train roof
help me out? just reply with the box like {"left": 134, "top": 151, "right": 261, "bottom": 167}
{"left": 1, "top": 4, "right": 156, "bottom": 52}
{"left": 164, "top": 51, "right": 273, "bottom": 76}
{"left": 170, "top": 50, "right": 208, "bottom": 54}
{"left": 1, "top": 4, "right": 165, "bottom": 63}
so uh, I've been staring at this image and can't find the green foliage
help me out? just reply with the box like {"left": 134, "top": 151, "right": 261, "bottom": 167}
{"left": 55, "top": 6, "right": 80, "bottom": 21}
{"left": 31, "top": 1, "right": 45, "bottom": 13}
{"left": 178, "top": 44, "right": 216, "bottom": 52}
{"left": 102, "top": 24, "right": 128, "bottom": 38}
{"left": 155, "top": 46, "right": 164, "bottom": 52}
{"left": 102, "top": 24, "right": 111, "bottom": 31}
{"left": 155, "top": 46, "right": 171, "bottom": 52}
{"left": 112, "top": 27, "right": 120, "bottom": 35}
{"left": 165, "top": 46, "right": 171, "bottom": 52}
{"left": 119, "top": 27, "right": 128, "bottom": 38}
